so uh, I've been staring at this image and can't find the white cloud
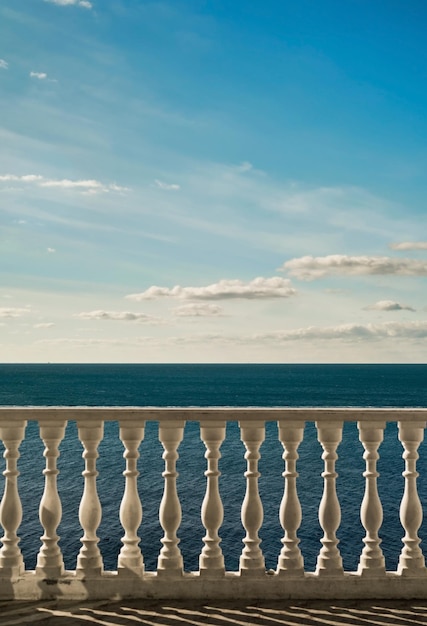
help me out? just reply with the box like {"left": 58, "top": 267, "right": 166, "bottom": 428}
{"left": 47, "top": 247, "right": 56, "bottom": 253}
{"left": 0, "top": 59, "right": 8, "bottom": 70}
{"left": 236, "top": 161, "right": 253, "bottom": 173}
{"left": 390, "top": 242, "right": 427, "bottom": 251}
{"left": 35, "top": 338, "right": 125, "bottom": 348}
{"left": 173, "top": 321, "right": 427, "bottom": 345}
{"left": 172, "top": 303, "right": 224, "bottom": 317}
{"left": 108, "top": 183, "right": 129, "bottom": 192}
{"left": 44, "top": 0, "right": 92, "bottom": 8}
{"left": 251, "top": 321, "right": 427, "bottom": 343}
{"left": 0, "top": 173, "right": 128, "bottom": 194}
{"left": 40, "top": 179, "right": 102, "bottom": 190}
{"left": 0, "top": 307, "right": 31, "bottom": 318}
{"left": 154, "top": 179, "right": 180, "bottom": 191}
{"left": 364, "top": 300, "right": 415, "bottom": 312}
{"left": 127, "top": 277, "right": 297, "bottom": 301}
{"left": 21, "top": 175, "right": 44, "bottom": 182}
{"left": 72, "top": 320, "right": 427, "bottom": 348}
{"left": 282, "top": 255, "right": 427, "bottom": 280}
{"left": 75, "top": 310, "right": 161, "bottom": 323}
{"left": 30, "top": 72, "right": 48, "bottom": 80}
{"left": 0, "top": 174, "right": 42, "bottom": 182}
{"left": 34, "top": 323, "right": 55, "bottom": 329}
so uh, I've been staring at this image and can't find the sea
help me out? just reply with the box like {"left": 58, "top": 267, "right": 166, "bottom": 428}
{"left": 1, "top": 363, "right": 427, "bottom": 574}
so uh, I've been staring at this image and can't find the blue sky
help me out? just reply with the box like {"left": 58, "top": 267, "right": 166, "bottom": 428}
{"left": 1, "top": 0, "right": 427, "bottom": 362}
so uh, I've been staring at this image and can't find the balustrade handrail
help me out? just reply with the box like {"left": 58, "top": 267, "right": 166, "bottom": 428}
{"left": 1, "top": 406, "right": 427, "bottom": 602}
{"left": 1, "top": 406, "right": 427, "bottom": 422}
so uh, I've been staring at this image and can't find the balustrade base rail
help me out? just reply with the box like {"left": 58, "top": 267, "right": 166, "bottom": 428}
{"left": 2, "top": 570, "right": 427, "bottom": 602}
{"left": 1, "top": 408, "right": 427, "bottom": 601}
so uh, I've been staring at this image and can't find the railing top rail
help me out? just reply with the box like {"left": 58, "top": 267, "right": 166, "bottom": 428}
{"left": 0, "top": 406, "right": 426, "bottom": 423}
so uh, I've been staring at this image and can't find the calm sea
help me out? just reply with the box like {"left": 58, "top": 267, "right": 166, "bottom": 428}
{"left": 0, "top": 363, "right": 426, "bottom": 573}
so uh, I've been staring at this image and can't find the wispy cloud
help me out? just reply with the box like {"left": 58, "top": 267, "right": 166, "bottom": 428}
{"left": 236, "top": 161, "right": 253, "bottom": 173}
{"left": 364, "top": 300, "right": 415, "bottom": 312}
{"left": 250, "top": 321, "right": 427, "bottom": 343}
{"left": 34, "top": 320, "right": 427, "bottom": 353}
{"left": 47, "top": 247, "right": 56, "bottom": 253}
{"left": 41, "top": 179, "right": 100, "bottom": 190}
{"left": 0, "top": 59, "right": 8, "bottom": 70}
{"left": 127, "top": 277, "right": 297, "bottom": 301}
{"left": 34, "top": 322, "right": 55, "bottom": 329}
{"left": 140, "top": 162, "right": 404, "bottom": 258}
{"left": 1, "top": 174, "right": 44, "bottom": 182}
{"left": 0, "top": 307, "right": 31, "bottom": 318}
{"left": 154, "top": 179, "right": 180, "bottom": 191}
{"left": 390, "top": 242, "right": 427, "bottom": 251}
{"left": 35, "top": 338, "right": 125, "bottom": 348}
{"left": 172, "top": 303, "right": 224, "bottom": 317}
{"left": 0, "top": 173, "right": 129, "bottom": 194}
{"left": 29, "top": 71, "right": 58, "bottom": 82}
{"left": 44, "top": 0, "right": 93, "bottom": 9}
{"left": 30, "top": 72, "right": 48, "bottom": 80}
{"left": 282, "top": 255, "right": 427, "bottom": 280}
{"left": 75, "top": 310, "right": 162, "bottom": 323}
{"left": 39, "top": 179, "right": 121, "bottom": 192}
{"left": 177, "top": 321, "right": 427, "bottom": 344}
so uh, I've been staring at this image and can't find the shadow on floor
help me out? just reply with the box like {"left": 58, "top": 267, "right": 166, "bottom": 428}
{"left": 2, "top": 599, "right": 427, "bottom": 626}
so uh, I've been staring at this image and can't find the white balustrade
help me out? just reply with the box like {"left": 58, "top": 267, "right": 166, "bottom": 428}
{"left": 157, "top": 420, "right": 184, "bottom": 576}
{"left": 397, "top": 420, "right": 427, "bottom": 576}
{"left": 199, "top": 420, "right": 226, "bottom": 576}
{"left": 76, "top": 420, "right": 104, "bottom": 577}
{"left": 315, "top": 421, "right": 344, "bottom": 576}
{"left": 0, "top": 408, "right": 427, "bottom": 601}
{"left": 277, "top": 420, "right": 304, "bottom": 576}
{"left": 36, "top": 420, "right": 67, "bottom": 578}
{"left": 239, "top": 421, "right": 265, "bottom": 575}
{"left": 0, "top": 420, "right": 26, "bottom": 578}
{"left": 357, "top": 421, "right": 385, "bottom": 576}
{"left": 118, "top": 420, "right": 145, "bottom": 576}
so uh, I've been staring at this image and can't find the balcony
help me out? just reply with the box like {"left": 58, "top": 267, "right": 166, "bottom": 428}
{"left": 1, "top": 407, "right": 427, "bottom": 602}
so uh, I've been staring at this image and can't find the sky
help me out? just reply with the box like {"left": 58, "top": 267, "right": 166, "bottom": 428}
{"left": 1, "top": 0, "right": 427, "bottom": 363}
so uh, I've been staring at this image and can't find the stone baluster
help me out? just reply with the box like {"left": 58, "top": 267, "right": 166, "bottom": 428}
{"left": 276, "top": 420, "right": 304, "bottom": 576}
{"left": 76, "top": 421, "right": 104, "bottom": 577}
{"left": 36, "top": 420, "right": 67, "bottom": 578}
{"left": 315, "top": 421, "right": 344, "bottom": 576}
{"left": 199, "top": 420, "right": 226, "bottom": 576}
{"left": 0, "top": 421, "right": 26, "bottom": 578}
{"left": 118, "top": 421, "right": 145, "bottom": 576}
{"left": 157, "top": 421, "right": 184, "bottom": 575}
{"left": 397, "top": 420, "right": 427, "bottom": 576}
{"left": 239, "top": 421, "right": 265, "bottom": 575}
{"left": 357, "top": 421, "right": 386, "bottom": 576}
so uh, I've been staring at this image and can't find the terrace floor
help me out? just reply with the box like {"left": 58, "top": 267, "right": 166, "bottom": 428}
{"left": 2, "top": 599, "right": 427, "bottom": 626}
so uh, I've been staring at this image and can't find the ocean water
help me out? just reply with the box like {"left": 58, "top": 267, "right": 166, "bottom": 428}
{"left": 0, "top": 363, "right": 426, "bottom": 573}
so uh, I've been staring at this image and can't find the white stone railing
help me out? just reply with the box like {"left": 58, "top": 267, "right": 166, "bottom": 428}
{"left": 0, "top": 407, "right": 427, "bottom": 601}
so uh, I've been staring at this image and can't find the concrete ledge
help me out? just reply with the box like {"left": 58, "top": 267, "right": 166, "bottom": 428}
{"left": 2, "top": 570, "right": 427, "bottom": 601}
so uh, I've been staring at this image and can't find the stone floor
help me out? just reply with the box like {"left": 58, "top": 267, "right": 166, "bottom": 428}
{"left": 2, "top": 600, "right": 427, "bottom": 626}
